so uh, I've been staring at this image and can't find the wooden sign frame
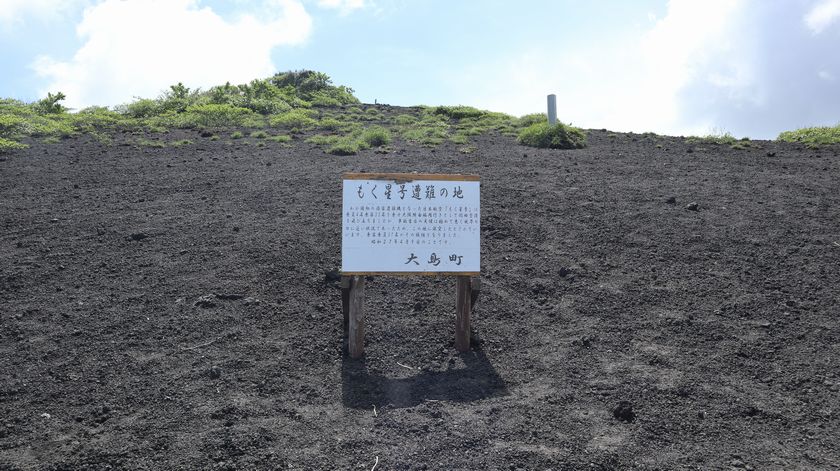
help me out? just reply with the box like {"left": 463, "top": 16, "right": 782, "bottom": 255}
{"left": 340, "top": 172, "right": 481, "bottom": 358}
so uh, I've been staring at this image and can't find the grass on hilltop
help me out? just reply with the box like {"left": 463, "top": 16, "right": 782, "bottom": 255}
{"left": 778, "top": 125, "right": 840, "bottom": 148}
{"left": 517, "top": 121, "right": 587, "bottom": 149}
{"left": 1, "top": 72, "right": 582, "bottom": 155}
{"left": 5, "top": 73, "right": 840, "bottom": 157}
{"left": 0, "top": 70, "right": 358, "bottom": 152}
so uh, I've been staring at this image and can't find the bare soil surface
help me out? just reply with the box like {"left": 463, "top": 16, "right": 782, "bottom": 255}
{"left": 1, "top": 106, "right": 840, "bottom": 470}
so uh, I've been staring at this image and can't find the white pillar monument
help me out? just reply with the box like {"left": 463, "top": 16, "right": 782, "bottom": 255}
{"left": 547, "top": 94, "right": 557, "bottom": 126}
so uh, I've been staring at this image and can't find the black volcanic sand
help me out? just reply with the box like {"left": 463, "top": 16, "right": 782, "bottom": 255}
{"left": 1, "top": 108, "right": 839, "bottom": 470}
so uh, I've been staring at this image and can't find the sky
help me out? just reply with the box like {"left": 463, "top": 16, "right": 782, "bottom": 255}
{"left": 1, "top": 0, "right": 840, "bottom": 139}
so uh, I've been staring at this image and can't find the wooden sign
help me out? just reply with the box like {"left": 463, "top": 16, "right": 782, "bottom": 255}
{"left": 341, "top": 173, "right": 480, "bottom": 275}
{"left": 340, "top": 172, "right": 481, "bottom": 358}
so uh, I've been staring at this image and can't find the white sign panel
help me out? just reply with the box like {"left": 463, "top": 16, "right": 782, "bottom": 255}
{"left": 342, "top": 173, "right": 480, "bottom": 274}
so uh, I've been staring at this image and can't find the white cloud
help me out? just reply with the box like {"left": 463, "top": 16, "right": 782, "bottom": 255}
{"left": 637, "top": 0, "right": 754, "bottom": 132}
{"left": 804, "top": 0, "right": 840, "bottom": 34}
{"left": 317, "top": 0, "right": 367, "bottom": 14}
{"left": 450, "top": 0, "right": 750, "bottom": 136}
{"left": 0, "top": 0, "right": 87, "bottom": 29}
{"left": 818, "top": 69, "right": 835, "bottom": 80}
{"left": 31, "top": 0, "right": 312, "bottom": 109}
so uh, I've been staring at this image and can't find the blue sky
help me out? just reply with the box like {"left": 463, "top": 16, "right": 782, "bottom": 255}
{"left": 1, "top": 0, "right": 840, "bottom": 138}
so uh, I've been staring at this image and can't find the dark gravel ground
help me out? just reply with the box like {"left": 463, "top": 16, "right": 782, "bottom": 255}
{"left": 1, "top": 107, "right": 839, "bottom": 470}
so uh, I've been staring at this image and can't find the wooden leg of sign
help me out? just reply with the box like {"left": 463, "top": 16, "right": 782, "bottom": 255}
{"left": 455, "top": 276, "right": 472, "bottom": 352}
{"left": 470, "top": 277, "right": 481, "bottom": 309}
{"left": 348, "top": 275, "right": 366, "bottom": 359}
{"left": 340, "top": 276, "right": 351, "bottom": 347}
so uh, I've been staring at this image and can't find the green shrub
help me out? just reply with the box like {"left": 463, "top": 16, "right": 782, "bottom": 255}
{"left": 146, "top": 124, "right": 168, "bottom": 134}
{"left": 72, "top": 106, "right": 125, "bottom": 131}
{"left": 32, "top": 92, "right": 67, "bottom": 115}
{"left": 393, "top": 114, "right": 418, "bottom": 126}
{"left": 778, "top": 125, "right": 840, "bottom": 147}
{"left": 457, "top": 126, "right": 483, "bottom": 136}
{"left": 0, "top": 115, "right": 27, "bottom": 137}
{"left": 171, "top": 139, "right": 193, "bottom": 147}
{"left": 450, "top": 133, "right": 469, "bottom": 145}
{"left": 402, "top": 124, "right": 448, "bottom": 146}
{"left": 730, "top": 142, "right": 752, "bottom": 150}
{"left": 360, "top": 126, "right": 391, "bottom": 147}
{"left": 327, "top": 138, "right": 360, "bottom": 155}
{"left": 268, "top": 134, "right": 292, "bottom": 143}
{"left": 266, "top": 71, "right": 358, "bottom": 107}
{"left": 29, "top": 116, "right": 76, "bottom": 138}
{"left": 231, "top": 131, "right": 244, "bottom": 139}
{"left": 247, "top": 97, "right": 291, "bottom": 115}
{"left": 433, "top": 105, "right": 486, "bottom": 120}
{"left": 517, "top": 122, "right": 586, "bottom": 149}
{"left": 181, "top": 104, "right": 256, "bottom": 127}
{"left": 0, "top": 137, "right": 28, "bottom": 152}
{"left": 517, "top": 113, "right": 548, "bottom": 127}
{"left": 120, "top": 98, "right": 163, "bottom": 118}
{"left": 318, "top": 118, "right": 342, "bottom": 130}
{"left": 419, "top": 109, "right": 449, "bottom": 125}
{"left": 270, "top": 110, "right": 316, "bottom": 129}
{"left": 250, "top": 130, "right": 268, "bottom": 139}
{"left": 688, "top": 129, "right": 737, "bottom": 146}
{"left": 363, "top": 108, "right": 383, "bottom": 120}
{"left": 271, "top": 70, "right": 331, "bottom": 93}
{"left": 306, "top": 134, "right": 341, "bottom": 146}
{"left": 89, "top": 131, "right": 113, "bottom": 145}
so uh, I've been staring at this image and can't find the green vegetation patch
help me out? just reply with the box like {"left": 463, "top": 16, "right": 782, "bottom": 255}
{"left": 137, "top": 138, "right": 165, "bottom": 148}
{"left": 517, "top": 113, "right": 548, "bottom": 128}
{"left": 0, "top": 70, "right": 361, "bottom": 147}
{"left": 0, "top": 137, "right": 28, "bottom": 152}
{"left": 327, "top": 138, "right": 361, "bottom": 155}
{"left": 518, "top": 122, "right": 587, "bottom": 149}
{"left": 318, "top": 118, "right": 343, "bottom": 130}
{"left": 179, "top": 104, "right": 257, "bottom": 128}
{"left": 392, "top": 114, "right": 418, "bottom": 126}
{"left": 401, "top": 120, "right": 449, "bottom": 147}
{"left": 433, "top": 105, "right": 487, "bottom": 120}
{"left": 268, "top": 134, "right": 292, "bottom": 143}
{"left": 687, "top": 132, "right": 736, "bottom": 146}
{"left": 359, "top": 126, "right": 391, "bottom": 147}
{"left": 450, "top": 133, "right": 470, "bottom": 145}
{"left": 270, "top": 109, "right": 317, "bottom": 129}
{"left": 778, "top": 125, "right": 840, "bottom": 147}
{"left": 307, "top": 125, "right": 391, "bottom": 155}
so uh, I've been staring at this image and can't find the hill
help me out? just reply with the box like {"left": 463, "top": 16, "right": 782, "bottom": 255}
{"left": 1, "top": 80, "right": 839, "bottom": 469}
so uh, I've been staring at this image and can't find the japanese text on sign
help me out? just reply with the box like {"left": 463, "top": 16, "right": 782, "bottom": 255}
{"left": 341, "top": 174, "right": 480, "bottom": 274}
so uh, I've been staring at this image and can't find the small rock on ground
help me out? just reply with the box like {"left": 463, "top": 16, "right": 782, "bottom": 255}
{"left": 194, "top": 295, "right": 217, "bottom": 308}
{"left": 613, "top": 401, "right": 636, "bottom": 422}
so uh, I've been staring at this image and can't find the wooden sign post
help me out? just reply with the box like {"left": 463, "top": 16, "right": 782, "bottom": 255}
{"left": 341, "top": 173, "right": 481, "bottom": 358}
